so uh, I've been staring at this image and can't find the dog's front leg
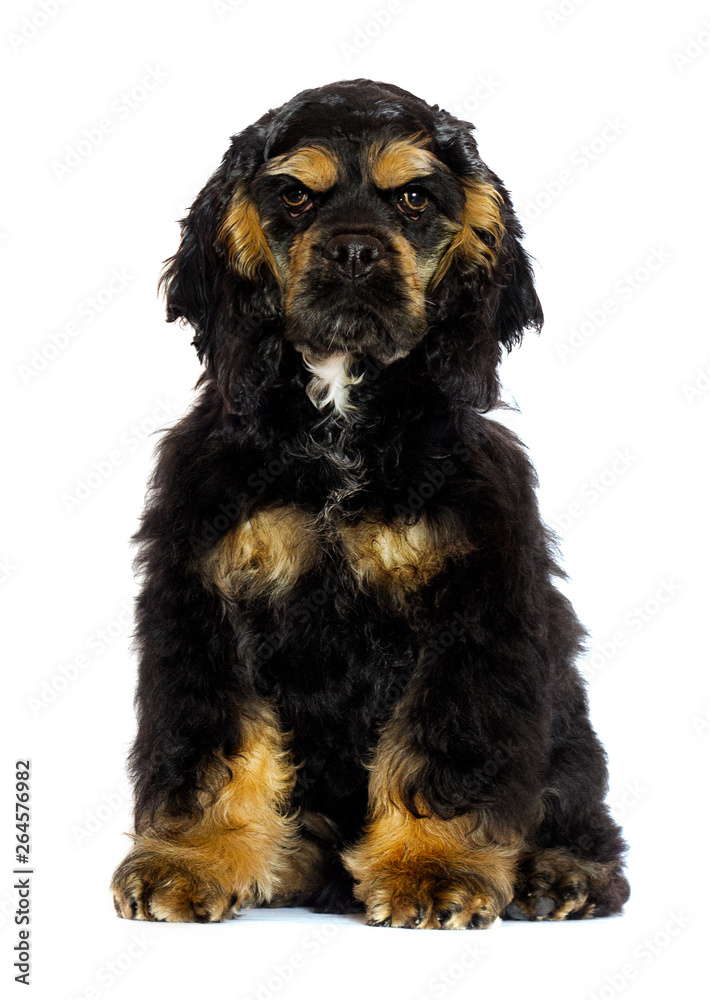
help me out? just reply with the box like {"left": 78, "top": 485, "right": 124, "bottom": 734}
{"left": 110, "top": 565, "right": 298, "bottom": 922}
{"left": 342, "top": 626, "right": 551, "bottom": 929}
{"left": 111, "top": 706, "right": 298, "bottom": 922}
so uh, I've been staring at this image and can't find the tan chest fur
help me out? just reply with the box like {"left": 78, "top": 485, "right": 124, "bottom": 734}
{"left": 201, "top": 505, "right": 321, "bottom": 603}
{"left": 337, "top": 512, "right": 471, "bottom": 596}
{"left": 201, "top": 503, "right": 471, "bottom": 603}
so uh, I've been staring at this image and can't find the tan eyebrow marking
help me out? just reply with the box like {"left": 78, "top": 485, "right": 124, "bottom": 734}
{"left": 366, "top": 135, "right": 440, "bottom": 189}
{"left": 263, "top": 145, "right": 340, "bottom": 192}
{"left": 366, "top": 133, "right": 506, "bottom": 279}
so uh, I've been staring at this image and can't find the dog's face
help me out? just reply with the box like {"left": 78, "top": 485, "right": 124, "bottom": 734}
{"left": 162, "top": 80, "right": 542, "bottom": 408}
{"left": 252, "top": 136, "right": 458, "bottom": 363}
{"left": 243, "top": 128, "right": 501, "bottom": 364}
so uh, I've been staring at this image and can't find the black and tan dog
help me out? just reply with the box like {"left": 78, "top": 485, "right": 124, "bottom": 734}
{"left": 111, "top": 79, "right": 629, "bottom": 928}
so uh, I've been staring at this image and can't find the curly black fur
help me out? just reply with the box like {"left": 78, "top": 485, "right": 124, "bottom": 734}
{"left": 120, "top": 79, "right": 628, "bottom": 922}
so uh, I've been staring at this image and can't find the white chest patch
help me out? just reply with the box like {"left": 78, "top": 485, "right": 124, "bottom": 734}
{"left": 303, "top": 353, "right": 362, "bottom": 416}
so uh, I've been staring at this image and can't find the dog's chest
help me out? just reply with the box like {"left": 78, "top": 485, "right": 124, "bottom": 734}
{"left": 200, "top": 501, "right": 471, "bottom": 605}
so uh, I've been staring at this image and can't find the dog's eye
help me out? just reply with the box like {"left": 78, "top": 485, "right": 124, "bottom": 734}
{"left": 282, "top": 187, "right": 312, "bottom": 215}
{"left": 398, "top": 186, "right": 430, "bottom": 217}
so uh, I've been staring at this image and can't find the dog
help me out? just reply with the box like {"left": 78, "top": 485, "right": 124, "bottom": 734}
{"left": 111, "top": 79, "right": 630, "bottom": 928}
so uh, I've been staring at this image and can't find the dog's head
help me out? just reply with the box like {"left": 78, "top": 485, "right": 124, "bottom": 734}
{"left": 161, "top": 79, "right": 542, "bottom": 411}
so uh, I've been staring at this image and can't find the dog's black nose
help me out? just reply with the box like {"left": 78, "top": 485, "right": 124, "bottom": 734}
{"left": 323, "top": 233, "right": 384, "bottom": 279}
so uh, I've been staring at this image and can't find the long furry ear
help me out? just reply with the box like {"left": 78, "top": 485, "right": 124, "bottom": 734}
{"left": 426, "top": 115, "right": 543, "bottom": 410}
{"left": 159, "top": 161, "right": 232, "bottom": 362}
{"left": 159, "top": 125, "right": 284, "bottom": 415}
{"left": 474, "top": 179, "right": 544, "bottom": 352}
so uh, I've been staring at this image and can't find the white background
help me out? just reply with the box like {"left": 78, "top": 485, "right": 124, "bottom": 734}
{"left": 2, "top": 0, "right": 709, "bottom": 997}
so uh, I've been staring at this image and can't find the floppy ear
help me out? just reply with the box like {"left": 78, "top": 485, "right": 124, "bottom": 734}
{"left": 159, "top": 124, "right": 284, "bottom": 415}
{"left": 426, "top": 118, "right": 543, "bottom": 410}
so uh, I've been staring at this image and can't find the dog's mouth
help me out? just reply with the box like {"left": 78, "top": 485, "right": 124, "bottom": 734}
{"left": 287, "top": 325, "right": 416, "bottom": 366}
{"left": 284, "top": 284, "right": 427, "bottom": 365}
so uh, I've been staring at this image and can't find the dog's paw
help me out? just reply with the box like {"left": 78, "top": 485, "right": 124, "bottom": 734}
{"left": 358, "top": 865, "right": 501, "bottom": 930}
{"left": 343, "top": 812, "right": 517, "bottom": 929}
{"left": 505, "top": 849, "right": 629, "bottom": 921}
{"left": 111, "top": 843, "right": 253, "bottom": 923}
